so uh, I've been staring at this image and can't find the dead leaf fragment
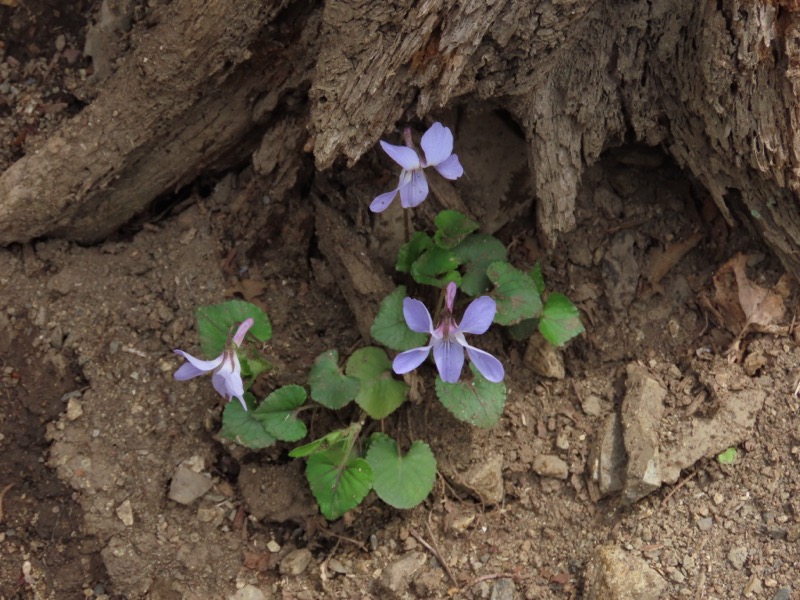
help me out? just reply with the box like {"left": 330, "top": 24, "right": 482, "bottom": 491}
{"left": 729, "top": 255, "right": 788, "bottom": 334}
{"left": 702, "top": 253, "right": 789, "bottom": 339}
{"left": 226, "top": 278, "right": 268, "bottom": 309}
{"left": 643, "top": 231, "right": 703, "bottom": 289}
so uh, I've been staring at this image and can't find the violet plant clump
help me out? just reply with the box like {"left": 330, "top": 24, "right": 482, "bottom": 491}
{"left": 171, "top": 118, "right": 584, "bottom": 522}
{"left": 370, "top": 121, "right": 464, "bottom": 213}
{"left": 173, "top": 318, "right": 254, "bottom": 411}
{"left": 393, "top": 281, "right": 504, "bottom": 383}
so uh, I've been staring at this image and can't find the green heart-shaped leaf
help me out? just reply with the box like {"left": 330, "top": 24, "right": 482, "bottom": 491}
{"left": 308, "top": 350, "right": 360, "bottom": 409}
{"left": 410, "top": 246, "right": 461, "bottom": 286}
{"left": 306, "top": 447, "right": 373, "bottom": 520}
{"left": 220, "top": 395, "right": 276, "bottom": 449}
{"left": 452, "top": 234, "right": 508, "bottom": 296}
{"left": 397, "top": 232, "right": 434, "bottom": 273}
{"left": 434, "top": 210, "right": 479, "bottom": 249}
{"left": 196, "top": 300, "right": 272, "bottom": 357}
{"left": 371, "top": 287, "right": 428, "bottom": 351}
{"left": 538, "top": 292, "right": 584, "bottom": 346}
{"left": 717, "top": 447, "right": 737, "bottom": 465}
{"left": 253, "top": 385, "right": 307, "bottom": 442}
{"left": 487, "top": 261, "right": 543, "bottom": 325}
{"left": 346, "top": 347, "right": 408, "bottom": 419}
{"left": 435, "top": 364, "right": 506, "bottom": 428}
{"left": 240, "top": 354, "right": 271, "bottom": 379}
{"left": 530, "top": 263, "right": 546, "bottom": 295}
{"left": 366, "top": 433, "right": 436, "bottom": 509}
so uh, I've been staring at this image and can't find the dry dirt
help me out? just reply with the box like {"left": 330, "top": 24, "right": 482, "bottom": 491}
{"left": 1, "top": 3, "right": 800, "bottom": 600}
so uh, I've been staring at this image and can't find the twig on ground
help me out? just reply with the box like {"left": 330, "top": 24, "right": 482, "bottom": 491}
{"left": 320, "top": 528, "right": 369, "bottom": 552}
{"left": 319, "top": 539, "right": 342, "bottom": 585}
{"left": 122, "top": 345, "right": 149, "bottom": 358}
{"left": 661, "top": 470, "right": 698, "bottom": 506}
{"left": 409, "top": 525, "right": 458, "bottom": 587}
{"left": 461, "top": 572, "right": 524, "bottom": 592}
{"left": 0, "top": 483, "right": 15, "bottom": 524}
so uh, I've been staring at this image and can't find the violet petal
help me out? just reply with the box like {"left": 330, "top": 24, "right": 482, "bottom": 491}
{"left": 227, "top": 354, "right": 245, "bottom": 398}
{"left": 433, "top": 153, "right": 464, "bottom": 180}
{"left": 420, "top": 122, "right": 453, "bottom": 166}
{"left": 380, "top": 141, "right": 421, "bottom": 170}
{"left": 233, "top": 318, "right": 254, "bottom": 346}
{"left": 399, "top": 170, "right": 429, "bottom": 208}
{"left": 173, "top": 361, "right": 206, "bottom": 381}
{"left": 433, "top": 338, "right": 465, "bottom": 383}
{"left": 370, "top": 188, "right": 399, "bottom": 213}
{"left": 173, "top": 350, "right": 223, "bottom": 379}
{"left": 211, "top": 353, "right": 244, "bottom": 400}
{"left": 403, "top": 298, "right": 434, "bottom": 333}
{"left": 465, "top": 345, "right": 505, "bottom": 382}
{"left": 458, "top": 296, "right": 496, "bottom": 335}
{"left": 444, "top": 282, "right": 457, "bottom": 312}
{"left": 393, "top": 346, "right": 431, "bottom": 374}
{"left": 211, "top": 369, "right": 231, "bottom": 399}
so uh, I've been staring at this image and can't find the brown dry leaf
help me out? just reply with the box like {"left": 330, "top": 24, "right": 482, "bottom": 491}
{"left": 729, "top": 255, "right": 788, "bottom": 334}
{"left": 706, "top": 255, "right": 747, "bottom": 333}
{"left": 643, "top": 230, "right": 704, "bottom": 289}
{"left": 0, "top": 0, "right": 18, "bottom": 6}
{"left": 706, "top": 253, "right": 789, "bottom": 337}
{"left": 226, "top": 278, "right": 268, "bottom": 310}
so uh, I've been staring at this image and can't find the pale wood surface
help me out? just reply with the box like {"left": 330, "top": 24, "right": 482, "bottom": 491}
{"left": 2, "top": 0, "right": 799, "bottom": 280}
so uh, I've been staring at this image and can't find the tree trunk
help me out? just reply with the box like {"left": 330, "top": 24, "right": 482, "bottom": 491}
{"left": 1, "top": 0, "right": 799, "bottom": 281}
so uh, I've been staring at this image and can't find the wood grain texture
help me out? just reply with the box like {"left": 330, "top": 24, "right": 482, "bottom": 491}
{"left": 0, "top": 0, "right": 306, "bottom": 243}
{"left": 3, "top": 0, "right": 800, "bottom": 281}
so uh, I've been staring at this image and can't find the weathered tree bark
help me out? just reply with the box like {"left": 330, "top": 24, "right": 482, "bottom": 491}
{"left": 2, "top": 0, "right": 800, "bottom": 282}
{"left": 0, "top": 0, "right": 316, "bottom": 242}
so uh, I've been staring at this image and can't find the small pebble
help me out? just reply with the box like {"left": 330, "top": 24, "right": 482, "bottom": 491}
{"left": 266, "top": 540, "right": 281, "bottom": 553}
{"left": 745, "top": 576, "right": 763, "bottom": 596}
{"left": 772, "top": 587, "right": 792, "bottom": 600}
{"left": 489, "top": 577, "right": 516, "bottom": 600}
{"left": 196, "top": 506, "right": 221, "bottom": 523}
{"left": 115, "top": 500, "right": 134, "bottom": 527}
{"left": 379, "top": 552, "right": 427, "bottom": 595}
{"left": 66, "top": 397, "right": 83, "bottom": 421}
{"left": 696, "top": 517, "right": 713, "bottom": 531}
{"left": 668, "top": 569, "right": 685, "bottom": 583}
{"left": 532, "top": 455, "right": 569, "bottom": 480}
{"left": 279, "top": 548, "right": 312, "bottom": 576}
{"left": 168, "top": 466, "right": 213, "bottom": 505}
{"left": 581, "top": 395, "right": 603, "bottom": 417}
{"left": 327, "top": 557, "right": 349, "bottom": 574}
{"left": 727, "top": 545, "right": 748, "bottom": 570}
{"left": 227, "top": 585, "right": 266, "bottom": 600}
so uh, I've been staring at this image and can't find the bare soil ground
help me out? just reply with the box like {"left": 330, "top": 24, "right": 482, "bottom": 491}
{"left": 1, "top": 3, "right": 799, "bottom": 600}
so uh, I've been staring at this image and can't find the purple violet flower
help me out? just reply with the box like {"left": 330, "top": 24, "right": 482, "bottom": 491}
{"left": 370, "top": 121, "right": 465, "bottom": 213}
{"left": 393, "top": 282, "right": 504, "bottom": 383}
{"left": 173, "top": 318, "right": 254, "bottom": 411}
